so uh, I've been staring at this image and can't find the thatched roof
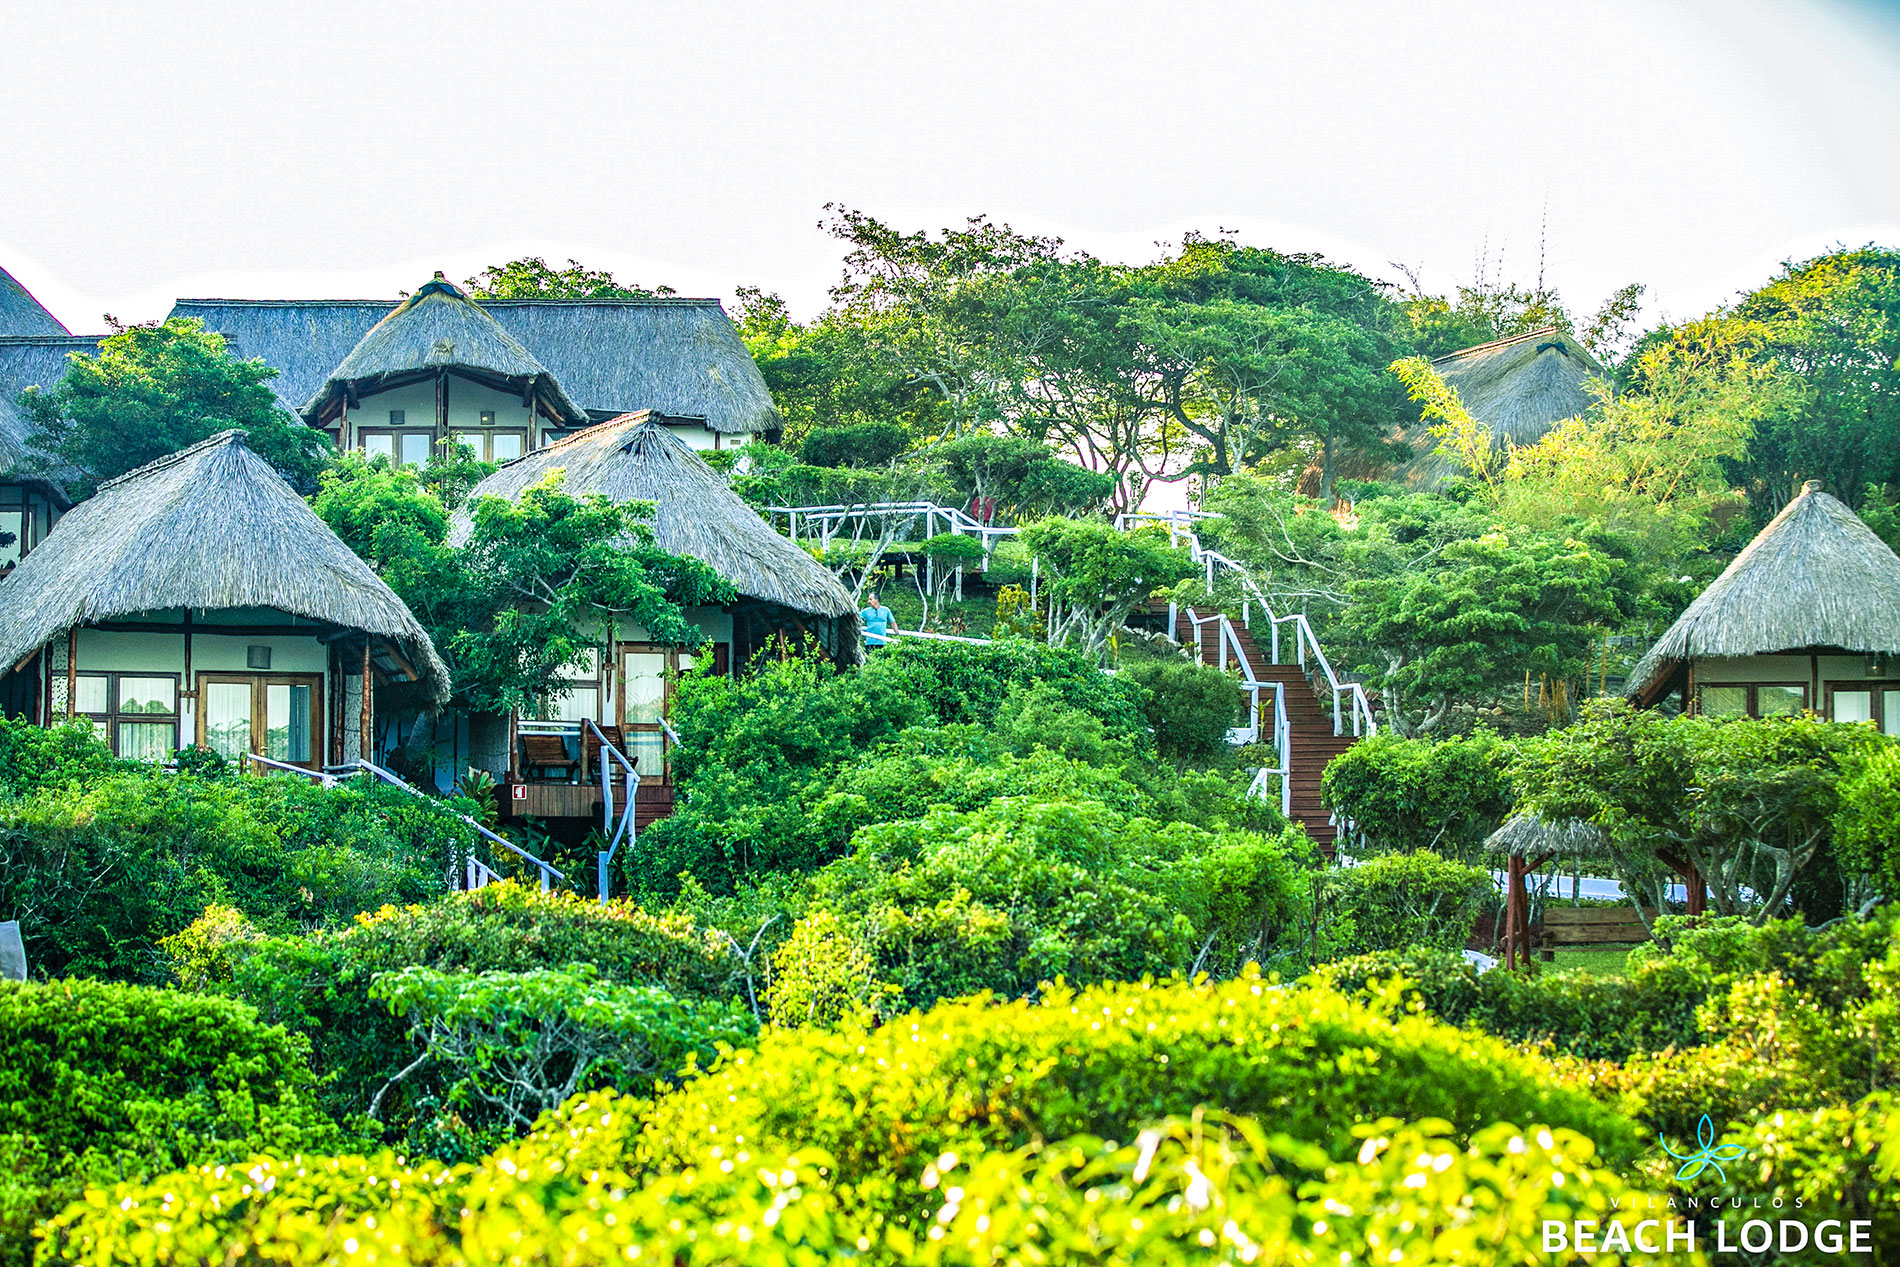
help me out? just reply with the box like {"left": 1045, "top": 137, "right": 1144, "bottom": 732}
{"left": 0, "top": 431, "right": 449, "bottom": 703}
{"left": 0, "top": 266, "right": 67, "bottom": 337}
{"left": 172, "top": 296, "right": 777, "bottom": 433}
{"left": 0, "top": 335, "right": 103, "bottom": 500}
{"left": 450, "top": 413, "right": 855, "bottom": 618}
{"left": 482, "top": 299, "right": 779, "bottom": 433}
{"left": 1484, "top": 813, "right": 1611, "bottom": 859}
{"left": 1626, "top": 481, "right": 1900, "bottom": 702}
{"left": 1397, "top": 327, "right": 1607, "bottom": 489}
{"left": 300, "top": 275, "right": 588, "bottom": 425}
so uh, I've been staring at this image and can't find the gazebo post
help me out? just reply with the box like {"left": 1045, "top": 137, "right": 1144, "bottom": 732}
{"left": 1503, "top": 854, "right": 1522, "bottom": 970}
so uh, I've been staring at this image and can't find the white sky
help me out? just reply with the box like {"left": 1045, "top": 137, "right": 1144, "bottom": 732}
{"left": 2, "top": 0, "right": 1897, "bottom": 333}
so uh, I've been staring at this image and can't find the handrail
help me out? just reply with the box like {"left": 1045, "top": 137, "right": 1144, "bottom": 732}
{"left": 353, "top": 759, "right": 566, "bottom": 893}
{"left": 886, "top": 627, "right": 992, "bottom": 646}
{"left": 585, "top": 718, "right": 640, "bottom": 902}
{"left": 767, "top": 500, "right": 1019, "bottom": 550}
{"left": 657, "top": 716, "right": 683, "bottom": 747}
{"left": 243, "top": 753, "right": 339, "bottom": 786}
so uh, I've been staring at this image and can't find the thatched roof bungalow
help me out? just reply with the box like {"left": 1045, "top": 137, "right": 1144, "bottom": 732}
{"left": 444, "top": 415, "right": 855, "bottom": 807}
{"left": 0, "top": 431, "right": 447, "bottom": 768}
{"left": 1626, "top": 481, "right": 1900, "bottom": 731}
{"left": 0, "top": 266, "right": 67, "bottom": 338}
{"left": 171, "top": 293, "right": 778, "bottom": 450}
{"left": 299, "top": 274, "right": 589, "bottom": 467}
{"left": 1396, "top": 326, "right": 1606, "bottom": 490}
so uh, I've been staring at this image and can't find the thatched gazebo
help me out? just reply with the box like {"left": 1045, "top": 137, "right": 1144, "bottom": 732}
{"left": 300, "top": 274, "right": 589, "bottom": 464}
{"left": 1626, "top": 480, "right": 1900, "bottom": 729}
{"left": 1396, "top": 326, "right": 1606, "bottom": 490}
{"left": 1484, "top": 814, "right": 1613, "bottom": 969}
{"left": 0, "top": 430, "right": 447, "bottom": 768}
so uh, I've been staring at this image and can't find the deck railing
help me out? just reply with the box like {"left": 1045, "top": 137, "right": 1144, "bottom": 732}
{"left": 587, "top": 718, "right": 640, "bottom": 902}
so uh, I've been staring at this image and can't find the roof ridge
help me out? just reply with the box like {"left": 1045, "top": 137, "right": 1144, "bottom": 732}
{"left": 93, "top": 429, "right": 248, "bottom": 493}
{"left": 1432, "top": 325, "right": 1567, "bottom": 364}
{"left": 508, "top": 411, "right": 655, "bottom": 464}
{"left": 0, "top": 334, "right": 106, "bottom": 346}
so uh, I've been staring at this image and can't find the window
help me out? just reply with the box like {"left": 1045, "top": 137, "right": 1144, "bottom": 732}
{"left": 1698, "top": 682, "right": 1807, "bottom": 718}
{"left": 361, "top": 430, "right": 436, "bottom": 467}
{"left": 540, "top": 648, "right": 602, "bottom": 724}
{"left": 197, "top": 674, "right": 322, "bottom": 768}
{"left": 612, "top": 644, "right": 729, "bottom": 780}
{"left": 1827, "top": 683, "right": 1900, "bottom": 736}
{"left": 72, "top": 672, "right": 180, "bottom": 761}
{"left": 447, "top": 429, "right": 527, "bottom": 463}
{"left": 0, "top": 506, "right": 22, "bottom": 572}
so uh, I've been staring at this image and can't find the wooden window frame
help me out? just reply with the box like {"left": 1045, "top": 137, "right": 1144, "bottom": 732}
{"left": 358, "top": 428, "right": 438, "bottom": 468}
{"left": 613, "top": 642, "right": 731, "bottom": 782}
{"left": 194, "top": 672, "right": 325, "bottom": 770}
{"left": 72, "top": 670, "right": 182, "bottom": 760}
{"left": 1697, "top": 681, "right": 1808, "bottom": 719}
{"left": 1824, "top": 680, "right": 1900, "bottom": 732}
{"left": 445, "top": 428, "right": 530, "bottom": 464}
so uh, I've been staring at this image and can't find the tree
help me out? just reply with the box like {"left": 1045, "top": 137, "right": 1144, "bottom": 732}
{"left": 464, "top": 256, "right": 675, "bottom": 299}
{"left": 1019, "top": 519, "right": 1197, "bottom": 661}
{"left": 1511, "top": 702, "right": 1884, "bottom": 923}
{"left": 20, "top": 317, "right": 329, "bottom": 497}
{"left": 1333, "top": 524, "right": 1635, "bottom": 735}
{"left": 1726, "top": 247, "right": 1900, "bottom": 516}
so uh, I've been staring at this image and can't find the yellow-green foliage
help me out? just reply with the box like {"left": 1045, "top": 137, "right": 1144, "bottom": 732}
{"left": 158, "top": 903, "right": 262, "bottom": 991}
{"left": 765, "top": 910, "right": 894, "bottom": 1028}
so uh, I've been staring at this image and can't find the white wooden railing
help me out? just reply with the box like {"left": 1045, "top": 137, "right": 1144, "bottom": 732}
{"left": 586, "top": 718, "right": 639, "bottom": 903}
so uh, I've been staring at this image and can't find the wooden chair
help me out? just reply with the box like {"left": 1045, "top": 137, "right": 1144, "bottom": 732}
{"left": 582, "top": 724, "right": 633, "bottom": 777}
{"left": 521, "top": 734, "right": 581, "bottom": 783}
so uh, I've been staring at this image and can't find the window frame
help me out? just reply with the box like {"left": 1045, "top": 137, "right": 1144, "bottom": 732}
{"left": 358, "top": 428, "right": 438, "bottom": 468}
{"left": 613, "top": 642, "right": 731, "bottom": 782}
{"left": 1824, "top": 680, "right": 1900, "bottom": 734}
{"left": 194, "top": 672, "right": 325, "bottom": 770}
{"left": 445, "top": 428, "right": 530, "bottom": 464}
{"left": 1697, "top": 681, "right": 1809, "bottom": 719}
{"left": 71, "top": 670, "right": 182, "bottom": 761}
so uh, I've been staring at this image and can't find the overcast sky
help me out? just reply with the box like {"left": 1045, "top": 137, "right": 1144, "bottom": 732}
{"left": 3, "top": 0, "right": 1897, "bottom": 333}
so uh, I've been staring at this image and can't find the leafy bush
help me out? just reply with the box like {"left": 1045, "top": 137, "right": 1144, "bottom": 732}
{"left": 157, "top": 903, "right": 262, "bottom": 991}
{"left": 1320, "top": 729, "right": 1514, "bottom": 860}
{"left": 0, "top": 768, "right": 462, "bottom": 981}
{"left": 811, "top": 796, "right": 1318, "bottom": 1009}
{"left": 763, "top": 908, "right": 892, "bottom": 1027}
{"left": 1320, "top": 850, "right": 1493, "bottom": 956}
{"left": 43, "top": 1113, "right": 1638, "bottom": 1267}
{"left": 368, "top": 964, "right": 753, "bottom": 1151}
{"left": 0, "top": 979, "right": 351, "bottom": 1267}
{"left": 230, "top": 884, "right": 742, "bottom": 1136}
{"left": 1835, "top": 743, "right": 1900, "bottom": 902}
{"left": 0, "top": 715, "right": 119, "bottom": 797}
{"left": 1117, "top": 656, "right": 1243, "bottom": 767}
{"left": 643, "top": 640, "right": 1148, "bottom": 892}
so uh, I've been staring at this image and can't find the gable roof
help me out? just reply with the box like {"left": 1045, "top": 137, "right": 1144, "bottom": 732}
{"left": 0, "top": 266, "right": 67, "bottom": 337}
{"left": 301, "top": 275, "right": 587, "bottom": 425}
{"left": 1397, "top": 326, "right": 1608, "bottom": 489}
{"left": 450, "top": 413, "right": 854, "bottom": 618}
{"left": 170, "top": 295, "right": 778, "bottom": 433}
{"left": 1626, "top": 481, "right": 1900, "bottom": 701}
{"left": 0, "top": 430, "right": 449, "bottom": 703}
{"left": 0, "top": 335, "right": 104, "bottom": 499}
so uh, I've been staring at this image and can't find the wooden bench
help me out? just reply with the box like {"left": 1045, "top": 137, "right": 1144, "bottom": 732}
{"left": 1541, "top": 907, "right": 1656, "bottom": 947}
{"left": 582, "top": 724, "right": 632, "bottom": 776}
{"left": 520, "top": 734, "right": 580, "bottom": 783}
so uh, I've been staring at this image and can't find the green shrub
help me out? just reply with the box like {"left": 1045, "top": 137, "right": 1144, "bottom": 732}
{"left": 368, "top": 964, "right": 753, "bottom": 1154}
{"left": 0, "top": 715, "right": 119, "bottom": 797}
{"left": 1117, "top": 656, "right": 1243, "bottom": 767}
{"left": 0, "top": 768, "right": 463, "bottom": 981}
{"left": 231, "top": 884, "right": 742, "bottom": 1137}
{"left": 0, "top": 979, "right": 351, "bottom": 1267}
{"left": 157, "top": 903, "right": 262, "bottom": 991}
{"left": 1320, "top": 850, "right": 1492, "bottom": 956}
{"left": 40, "top": 1112, "right": 1638, "bottom": 1267}
{"left": 763, "top": 909, "right": 892, "bottom": 1028}
{"left": 799, "top": 420, "right": 911, "bottom": 468}
{"left": 1320, "top": 729, "right": 1514, "bottom": 860}
{"left": 812, "top": 796, "right": 1317, "bottom": 1010}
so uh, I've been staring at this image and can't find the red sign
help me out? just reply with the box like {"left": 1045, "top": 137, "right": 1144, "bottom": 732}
{"left": 512, "top": 783, "right": 528, "bottom": 802}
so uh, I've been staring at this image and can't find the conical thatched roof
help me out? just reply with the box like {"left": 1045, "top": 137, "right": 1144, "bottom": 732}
{"left": 1484, "top": 813, "right": 1611, "bottom": 860}
{"left": 1398, "top": 327, "right": 1606, "bottom": 489}
{"left": 0, "top": 266, "right": 67, "bottom": 337}
{"left": 450, "top": 414, "right": 855, "bottom": 618}
{"left": 300, "top": 275, "right": 586, "bottom": 425}
{"left": 1626, "top": 482, "right": 1900, "bottom": 702}
{"left": 0, "top": 431, "right": 449, "bottom": 703}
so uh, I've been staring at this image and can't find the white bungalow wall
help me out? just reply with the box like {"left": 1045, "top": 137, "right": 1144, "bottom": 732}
{"left": 339, "top": 377, "right": 543, "bottom": 458}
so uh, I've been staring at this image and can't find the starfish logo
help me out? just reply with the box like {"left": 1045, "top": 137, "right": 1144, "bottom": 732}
{"left": 1660, "top": 1114, "right": 1747, "bottom": 1182}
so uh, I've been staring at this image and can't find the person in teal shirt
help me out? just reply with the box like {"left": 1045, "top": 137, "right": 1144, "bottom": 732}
{"left": 860, "top": 592, "right": 897, "bottom": 647}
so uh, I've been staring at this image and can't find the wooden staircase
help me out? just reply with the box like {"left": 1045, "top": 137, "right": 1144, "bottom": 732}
{"left": 1168, "top": 606, "right": 1358, "bottom": 850}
